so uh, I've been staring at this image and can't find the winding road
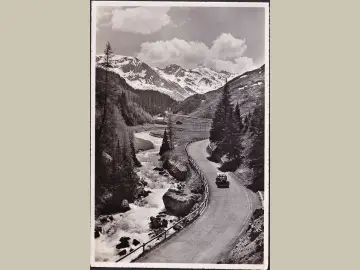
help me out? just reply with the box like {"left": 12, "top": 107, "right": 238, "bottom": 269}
{"left": 136, "top": 139, "right": 261, "bottom": 263}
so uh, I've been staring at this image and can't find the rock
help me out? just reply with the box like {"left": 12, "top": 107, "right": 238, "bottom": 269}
{"left": 130, "top": 248, "right": 134, "bottom": 252}
{"left": 162, "top": 190, "right": 201, "bottom": 216}
{"left": 94, "top": 230, "right": 100, "bottom": 238}
{"left": 150, "top": 216, "right": 163, "bottom": 229}
{"left": 132, "top": 239, "right": 140, "bottom": 246}
{"left": 121, "top": 199, "right": 130, "bottom": 211}
{"left": 159, "top": 171, "right": 165, "bottom": 175}
{"left": 161, "top": 219, "right": 168, "bottom": 228}
{"left": 116, "top": 241, "right": 130, "bottom": 249}
{"left": 176, "top": 121, "right": 183, "bottom": 125}
{"left": 120, "top": 236, "right": 130, "bottom": 242}
{"left": 173, "top": 223, "right": 182, "bottom": 231}
{"left": 109, "top": 216, "right": 114, "bottom": 221}
{"left": 153, "top": 167, "right": 164, "bottom": 171}
{"left": 100, "top": 217, "right": 108, "bottom": 223}
{"left": 118, "top": 249, "right": 127, "bottom": 256}
{"left": 163, "top": 155, "right": 188, "bottom": 181}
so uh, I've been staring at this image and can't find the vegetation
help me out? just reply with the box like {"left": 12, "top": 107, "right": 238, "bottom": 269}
{"left": 95, "top": 42, "right": 144, "bottom": 217}
{"left": 159, "top": 129, "right": 171, "bottom": 156}
{"left": 167, "top": 114, "right": 175, "bottom": 150}
{"left": 209, "top": 78, "right": 265, "bottom": 192}
{"left": 131, "top": 89, "right": 177, "bottom": 116}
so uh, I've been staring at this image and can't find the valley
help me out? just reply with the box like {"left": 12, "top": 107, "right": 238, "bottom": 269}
{"left": 94, "top": 48, "right": 266, "bottom": 264}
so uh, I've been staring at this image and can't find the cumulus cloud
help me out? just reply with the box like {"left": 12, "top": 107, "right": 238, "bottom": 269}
{"left": 96, "top": 7, "right": 112, "bottom": 31}
{"left": 137, "top": 38, "right": 208, "bottom": 68}
{"left": 111, "top": 7, "right": 172, "bottom": 34}
{"left": 136, "top": 33, "right": 254, "bottom": 73}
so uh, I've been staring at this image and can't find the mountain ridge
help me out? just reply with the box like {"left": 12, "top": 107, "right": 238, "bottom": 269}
{"left": 96, "top": 55, "right": 239, "bottom": 101}
{"left": 173, "top": 64, "right": 265, "bottom": 119}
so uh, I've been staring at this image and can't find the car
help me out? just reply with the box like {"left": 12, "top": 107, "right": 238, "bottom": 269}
{"left": 215, "top": 174, "right": 229, "bottom": 188}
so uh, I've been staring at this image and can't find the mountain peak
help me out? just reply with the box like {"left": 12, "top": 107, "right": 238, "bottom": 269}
{"left": 95, "top": 54, "right": 238, "bottom": 100}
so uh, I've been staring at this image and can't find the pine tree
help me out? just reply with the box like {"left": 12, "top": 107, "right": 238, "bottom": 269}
{"left": 209, "top": 81, "right": 232, "bottom": 143}
{"left": 130, "top": 133, "right": 142, "bottom": 167}
{"left": 167, "top": 114, "right": 175, "bottom": 150}
{"left": 95, "top": 42, "right": 114, "bottom": 184}
{"left": 97, "top": 42, "right": 114, "bottom": 141}
{"left": 119, "top": 92, "right": 135, "bottom": 126}
{"left": 234, "top": 103, "right": 243, "bottom": 132}
{"left": 159, "top": 129, "right": 171, "bottom": 156}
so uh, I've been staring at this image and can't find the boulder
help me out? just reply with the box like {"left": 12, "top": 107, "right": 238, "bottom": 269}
{"left": 150, "top": 216, "right": 163, "bottom": 229}
{"left": 120, "top": 236, "right": 130, "bottom": 242}
{"left": 118, "top": 249, "right": 127, "bottom": 256}
{"left": 121, "top": 200, "right": 130, "bottom": 211}
{"left": 163, "top": 155, "right": 188, "bottom": 182}
{"left": 94, "top": 230, "right": 100, "bottom": 238}
{"left": 132, "top": 238, "right": 140, "bottom": 246}
{"left": 162, "top": 190, "right": 201, "bottom": 216}
{"left": 100, "top": 217, "right": 108, "bottom": 223}
{"left": 173, "top": 223, "right": 183, "bottom": 231}
{"left": 116, "top": 242, "right": 130, "bottom": 249}
{"left": 161, "top": 219, "right": 168, "bottom": 228}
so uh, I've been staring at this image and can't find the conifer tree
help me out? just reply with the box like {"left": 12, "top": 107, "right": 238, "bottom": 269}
{"left": 167, "top": 114, "right": 175, "bottom": 150}
{"left": 209, "top": 80, "right": 232, "bottom": 143}
{"left": 159, "top": 129, "right": 171, "bottom": 156}
{"left": 129, "top": 133, "right": 142, "bottom": 167}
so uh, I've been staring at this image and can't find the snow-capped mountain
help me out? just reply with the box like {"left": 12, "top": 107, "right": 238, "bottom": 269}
{"left": 96, "top": 55, "right": 237, "bottom": 101}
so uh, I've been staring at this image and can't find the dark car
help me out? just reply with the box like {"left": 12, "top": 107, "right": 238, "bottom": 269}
{"left": 215, "top": 174, "right": 229, "bottom": 188}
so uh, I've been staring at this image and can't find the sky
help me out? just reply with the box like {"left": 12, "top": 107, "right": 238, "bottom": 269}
{"left": 95, "top": 5, "right": 266, "bottom": 74}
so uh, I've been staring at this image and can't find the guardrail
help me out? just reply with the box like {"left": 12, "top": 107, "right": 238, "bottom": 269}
{"left": 116, "top": 140, "right": 210, "bottom": 262}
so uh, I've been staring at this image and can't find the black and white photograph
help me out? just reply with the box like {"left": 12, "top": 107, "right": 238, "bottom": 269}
{"left": 91, "top": 1, "right": 269, "bottom": 268}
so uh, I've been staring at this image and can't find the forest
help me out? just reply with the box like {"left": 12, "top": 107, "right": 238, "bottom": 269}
{"left": 95, "top": 42, "right": 151, "bottom": 217}
{"left": 208, "top": 81, "right": 265, "bottom": 191}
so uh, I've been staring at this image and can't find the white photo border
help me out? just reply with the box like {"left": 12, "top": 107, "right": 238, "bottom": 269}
{"left": 90, "top": 2, "right": 270, "bottom": 269}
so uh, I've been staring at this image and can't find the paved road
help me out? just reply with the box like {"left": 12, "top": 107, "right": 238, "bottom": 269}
{"left": 136, "top": 139, "right": 260, "bottom": 264}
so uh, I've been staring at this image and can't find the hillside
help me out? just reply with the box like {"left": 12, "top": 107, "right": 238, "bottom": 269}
{"left": 173, "top": 65, "right": 265, "bottom": 118}
{"left": 96, "top": 55, "right": 237, "bottom": 101}
{"left": 96, "top": 67, "right": 177, "bottom": 118}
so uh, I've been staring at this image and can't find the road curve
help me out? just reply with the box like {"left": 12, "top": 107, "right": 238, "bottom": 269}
{"left": 135, "top": 139, "right": 261, "bottom": 264}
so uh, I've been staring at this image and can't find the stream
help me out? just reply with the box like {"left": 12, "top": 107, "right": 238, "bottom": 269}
{"left": 94, "top": 131, "right": 178, "bottom": 262}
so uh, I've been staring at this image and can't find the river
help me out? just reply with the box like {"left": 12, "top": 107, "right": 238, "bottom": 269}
{"left": 94, "top": 131, "right": 177, "bottom": 262}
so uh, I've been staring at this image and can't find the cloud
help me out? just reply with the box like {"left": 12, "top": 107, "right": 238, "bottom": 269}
{"left": 137, "top": 38, "right": 208, "bottom": 68}
{"left": 96, "top": 7, "right": 112, "bottom": 31}
{"left": 209, "top": 33, "right": 247, "bottom": 61}
{"left": 111, "top": 7, "right": 172, "bottom": 34}
{"left": 136, "top": 33, "right": 254, "bottom": 73}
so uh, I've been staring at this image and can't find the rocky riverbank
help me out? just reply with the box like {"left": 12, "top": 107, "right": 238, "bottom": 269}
{"left": 94, "top": 131, "right": 179, "bottom": 262}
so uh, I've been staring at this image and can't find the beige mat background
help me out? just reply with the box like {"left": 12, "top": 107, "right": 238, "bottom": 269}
{"left": 1, "top": 0, "right": 359, "bottom": 270}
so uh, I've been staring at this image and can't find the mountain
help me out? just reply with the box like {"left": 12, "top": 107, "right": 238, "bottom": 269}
{"left": 96, "top": 67, "right": 177, "bottom": 117}
{"left": 173, "top": 65, "right": 265, "bottom": 119}
{"left": 155, "top": 64, "right": 238, "bottom": 95}
{"left": 96, "top": 55, "right": 237, "bottom": 101}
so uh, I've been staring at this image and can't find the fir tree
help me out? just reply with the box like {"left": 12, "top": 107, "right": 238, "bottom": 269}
{"left": 159, "top": 129, "right": 171, "bottom": 156}
{"left": 119, "top": 92, "right": 134, "bottom": 126}
{"left": 130, "top": 134, "right": 142, "bottom": 167}
{"left": 167, "top": 114, "right": 175, "bottom": 150}
{"left": 209, "top": 80, "right": 232, "bottom": 143}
